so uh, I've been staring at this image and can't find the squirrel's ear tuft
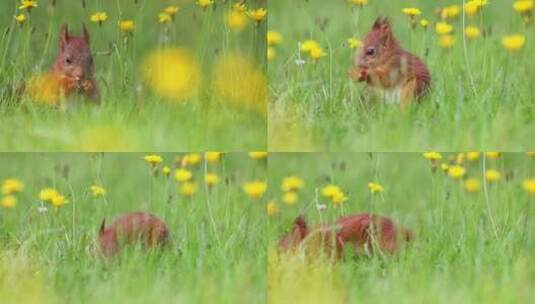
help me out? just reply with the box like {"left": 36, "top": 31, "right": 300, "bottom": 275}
{"left": 82, "top": 24, "right": 90, "bottom": 44}
{"left": 59, "top": 24, "right": 69, "bottom": 50}
{"left": 372, "top": 17, "right": 392, "bottom": 31}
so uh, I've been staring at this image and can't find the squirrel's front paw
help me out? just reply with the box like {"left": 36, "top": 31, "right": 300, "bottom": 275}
{"left": 81, "top": 80, "right": 94, "bottom": 92}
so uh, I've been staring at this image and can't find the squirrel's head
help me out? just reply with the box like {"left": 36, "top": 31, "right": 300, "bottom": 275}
{"left": 96, "top": 219, "right": 119, "bottom": 258}
{"left": 278, "top": 215, "right": 309, "bottom": 252}
{"left": 54, "top": 24, "right": 94, "bottom": 82}
{"left": 355, "top": 17, "right": 400, "bottom": 71}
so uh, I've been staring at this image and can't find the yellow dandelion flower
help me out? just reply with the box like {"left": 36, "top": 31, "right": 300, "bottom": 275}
{"left": 435, "top": 22, "right": 453, "bottom": 35}
{"left": 19, "top": 0, "right": 37, "bottom": 10}
{"left": 402, "top": 8, "right": 422, "bottom": 17}
{"left": 249, "top": 152, "right": 268, "bottom": 160}
{"left": 158, "top": 13, "right": 172, "bottom": 24}
{"left": 438, "top": 35, "right": 456, "bottom": 48}
{"left": 267, "top": 201, "right": 278, "bottom": 216}
{"left": 246, "top": 8, "right": 267, "bottom": 23}
{"left": 26, "top": 73, "right": 63, "bottom": 106}
{"left": 233, "top": 3, "right": 247, "bottom": 13}
{"left": 227, "top": 10, "right": 248, "bottom": 32}
{"left": 15, "top": 14, "right": 26, "bottom": 24}
{"left": 464, "top": 0, "right": 486, "bottom": 16}
{"left": 441, "top": 5, "right": 461, "bottom": 19}
{"left": 368, "top": 182, "right": 384, "bottom": 193}
{"left": 39, "top": 188, "right": 60, "bottom": 202}
{"left": 243, "top": 181, "right": 267, "bottom": 200}
{"left": 181, "top": 153, "right": 202, "bottom": 167}
{"left": 175, "top": 168, "right": 193, "bottom": 183}
{"left": 281, "top": 176, "right": 304, "bottom": 192}
{"left": 441, "top": 163, "right": 449, "bottom": 172}
{"left": 523, "top": 179, "right": 535, "bottom": 194}
{"left": 485, "top": 152, "right": 500, "bottom": 160}
{"left": 196, "top": 0, "right": 214, "bottom": 9}
{"left": 282, "top": 191, "right": 298, "bottom": 205}
{"left": 267, "top": 31, "right": 283, "bottom": 46}
{"left": 456, "top": 153, "right": 465, "bottom": 165}
{"left": 180, "top": 182, "right": 198, "bottom": 197}
{"left": 514, "top": 0, "right": 534, "bottom": 13}
{"left": 2, "top": 196, "right": 17, "bottom": 209}
{"left": 144, "top": 154, "right": 163, "bottom": 166}
{"left": 205, "top": 152, "right": 223, "bottom": 164}
{"left": 90, "top": 12, "right": 108, "bottom": 26}
{"left": 465, "top": 26, "right": 481, "bottom": 39}
{"left": 300, "top": 40, "right": 321, "bottom": 53}
{"left": 466, "top": 152, "right": 481, "bottom": 161}
{"left": 164, "top": 6, "right": 180, "bottom": 16}
{"left": 119, "top": 20, "right": 135, "bottom": 33}
{"left": 204, "top": 173, "right": 220, "bottom": 186}
{"left": 347, "top": 0, "right": 367, "bottom": 6}
{"left": 485, "top": 170, "right": 501, "bottom": 182}
{"left": 2, "top": 178, "right": 24, "bottom": 195}
{"left": 420, "top": 18, "right": 429, "bottom": 28}
{"left": 464, "top": 178, "right": 481, "bottom": 193}
{"left": 331, "top": 191, "right": 348, "bottom": 205}
{"left": 267, "top": 47, "right": 275, "bottom": 61}
{"left": 322, "top": 184, "right": 342, "bottom": 199}
{"left": 448, "top": 165, "right": 466, "bottom": 179}
{"left": 502, "top": 35, "right": 526, "bottom": 52}
{"left": 347, "top": 37, "right": 363, "bottom": 49}
{"left": 423, "top": 152, "right": 442, "bottom": 161}
{"left": 142, "top": 48, "right": 201, "bottom": 101}
{"left": 309, "top": 46, "right": 327, "bottom": 62}
{"left": 90, "top": 185, "right": 106, "bottom": 197}
{"left": 51, "top": 194, "right": 68, "bottom": 209}
{"left": 162, "top": 166, "right": 171, "bottom": 176}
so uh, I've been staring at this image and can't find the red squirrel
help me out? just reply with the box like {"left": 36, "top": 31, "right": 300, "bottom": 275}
{"left": 278, "top": 213, "right": 413, "bottom": 257}
{"left": 348, "top": 17, "right": 430, "bottom": 108}
{"left": 26, "top": 24, "right": 100, "bottom": 104}
{"left": 96, "top": 212, "right": 170, "bottom": 258}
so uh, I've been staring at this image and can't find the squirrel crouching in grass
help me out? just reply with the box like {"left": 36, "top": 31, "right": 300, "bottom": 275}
{"left": 348, "top": 17, "right": 430, "bottom": 109}
{"left": 24, "top": 24, "right": 100, "bottom": 105}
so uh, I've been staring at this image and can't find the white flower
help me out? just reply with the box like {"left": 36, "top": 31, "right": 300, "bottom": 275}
{"left": 295, "top": 59, "right": 306, "bottom": 65}
{"left": 38, "top": 206, "right": 48, "bottom": 213}
{"left": 316, "top": 203, "right": 327, "bottom": 211}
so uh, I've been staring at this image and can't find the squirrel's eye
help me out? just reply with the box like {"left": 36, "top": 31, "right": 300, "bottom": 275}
{"left": 65, "top": 58, "right": 72, "bottom": 64}
{"left": 366, "top": 47, "right": 376, "bottom": 56}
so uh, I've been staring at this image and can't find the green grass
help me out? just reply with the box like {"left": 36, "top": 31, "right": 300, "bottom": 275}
{"left": 267, "top": 152, "right": 535, "bottom": 303}
{"left": 268, "top": 1, "right": 535, "bottom": 151}
{"left": 0, "top": 1, "right": 267, "bottom": 151}
{"left": 0, "top": 153, "right": 266, "bottom": 303}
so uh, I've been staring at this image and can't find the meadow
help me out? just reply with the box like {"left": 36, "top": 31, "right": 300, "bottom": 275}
{"left": 0, "top": 0, "right": 267, "bottom": 151}
{"left": 268, "top": 0, "right": 535, "bottom": 151}
{"left": 0, "top": 153, "right": 267, "bottom": 303}
{"left": 267, "top": 152, "right": 535, "bottom": 303}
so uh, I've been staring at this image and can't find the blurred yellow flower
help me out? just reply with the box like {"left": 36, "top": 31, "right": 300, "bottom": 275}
{"left": 90, "top": 185, "right": 106, "bottom": 197}
{"left": 440, "top": 163, "right": 449, "bottom": 172}
{"left": 267, "top": 201, "right": 278, "bottom": 216}
{"left": 438, "top": 35, "right": 456, "bottom": 48}
{"left": 205, "top": 152, "right": 223, "bottom": 164}
{"left": 249, "top": 152, "right": 268, "bottom": 160}
{"left": 76, "top": 125, "right": 134, "bottom": 152}
{"left": 466, "top": 152, "right": 480, "bottom": 161}
{"left": 514, "top": 0, "right": 534, "bottom": 13}
{"left": 347, "top": 37, "right": 363, "bottom": 49}
{"left": 204, "top": 173, "right": 220, "bottom": 186}
{"left": 158, "top": 13, "right": 172, "bottom": 24}
{"left": 39, "top": 188, "right": 60, "bottom": 202}
{"left": 282, "top": 191, "right": 298, "bottom": 205}
{"left": 485, "top": 170, "right": 501, "bottom": 182}
{"left": 175, "top": 168, "right": 193, "bottom": 183}
{"left": 2, "top": 178, "right": 24, "bottom": 195}
{"left": 180, "top": 182, "right": 198, "bottom": 197}
{"left": 331, "top": 191, "right": 348, "bottom": 205}
{"left": 435, "top": 22, "right": 453, "bottom": 35}
{"left": 90, "top": 12, "right": 108, "bottom": 26}
{"left": 464, "top": 0, "right": 487, "bottom": 16}
{"left": 119, "top": 20, "right": 135, "bottom": 33}
{"left": 423, "top": 152, "right": 442, "bottom": 161}
{"left": 485, "top": 152, "right": 500, "bottom": 160}
{"left": 448, "top": 165, "right": 466, "bottom": 179}
{"left": 441, "top": 5, "right": 461, "bottom": 19}
{"left": 26, "top": 73, "right": 63, "bottom": 106}
{"left": 15, "top": 14, "right": 26, "bottom": 24}
{"left": 196, "top": 0, "right": 214, "bottom": 9}
{"left": 144, "top": 154, "right": 163, "bottom": 166}
{"left": 246, "top": 8, "right": 267, "bottom": 23}
{"left": 456, "top": 153, "right": 466, "bottom": 165}
{"left": 281, "top": 176, "right": 304, "bottom": 192}
{"left": 309, "top": 46, "right": 327, "bottom": 62}
{"left": 527, "top": 152, "right": 535, "bottom": 158}
{"left": 142, "top": 48, "right": 201, "bottom": 101}
{"left": 243, "top": 181, "right": 267, "bottom": 200}
{"left": 212, "top": 53, "right": 267, "bottom": 115}
{"left": 267, "top": 47, "right": 276, "bottom": 61}
{"left": 1, "top": 196, "right": 17, "bottom": 209}
{"left": 502, "top": 35, "right": 526, "bottom": 52}
{"left": 19, "top": 0, "right": 37, "bottom": 10}
{"left": 300, "top": 40, "right": 321, "bottom": 53}
{"left": 181, "top": 153, "right": 202, "bottom": 167}
{"left": 322, "top": 184, "right": 348, "bottom": 205}
{"left": 162, "top": 166, "right": 171, "bottom": 176}
{"left": 52, "top": 194, "right": 68, "bottom": 209}
{"left": 233, "top": 3, "right": 247, "bottom": 13}
{"left": 267, "top": 31, "right": 283, "bottom": 46}
{"left": 464, "top": 178, "right": 481, "bottom": 193}
{"left": 347, "top": 0, "right": 367, "bottom": 6}
{"left": 227, "top": 10, "right": 248, "bottom": 32}
{"left": 420, "top": 18, "right": 429, "bottom": 28}
{"left": 164, "top": 6, "right": 180, "bottom": 16}
{"left": 465, "top": 26, "right": 481, "bottom": 39}
{"left": 368, "top": 182, "right": 384, "bottom": 193}
{"left": 523, "top": 179, "right": 535, "bottom": 194}
{"left": 402, "top": 8, "right": 422, "bottom": 17}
